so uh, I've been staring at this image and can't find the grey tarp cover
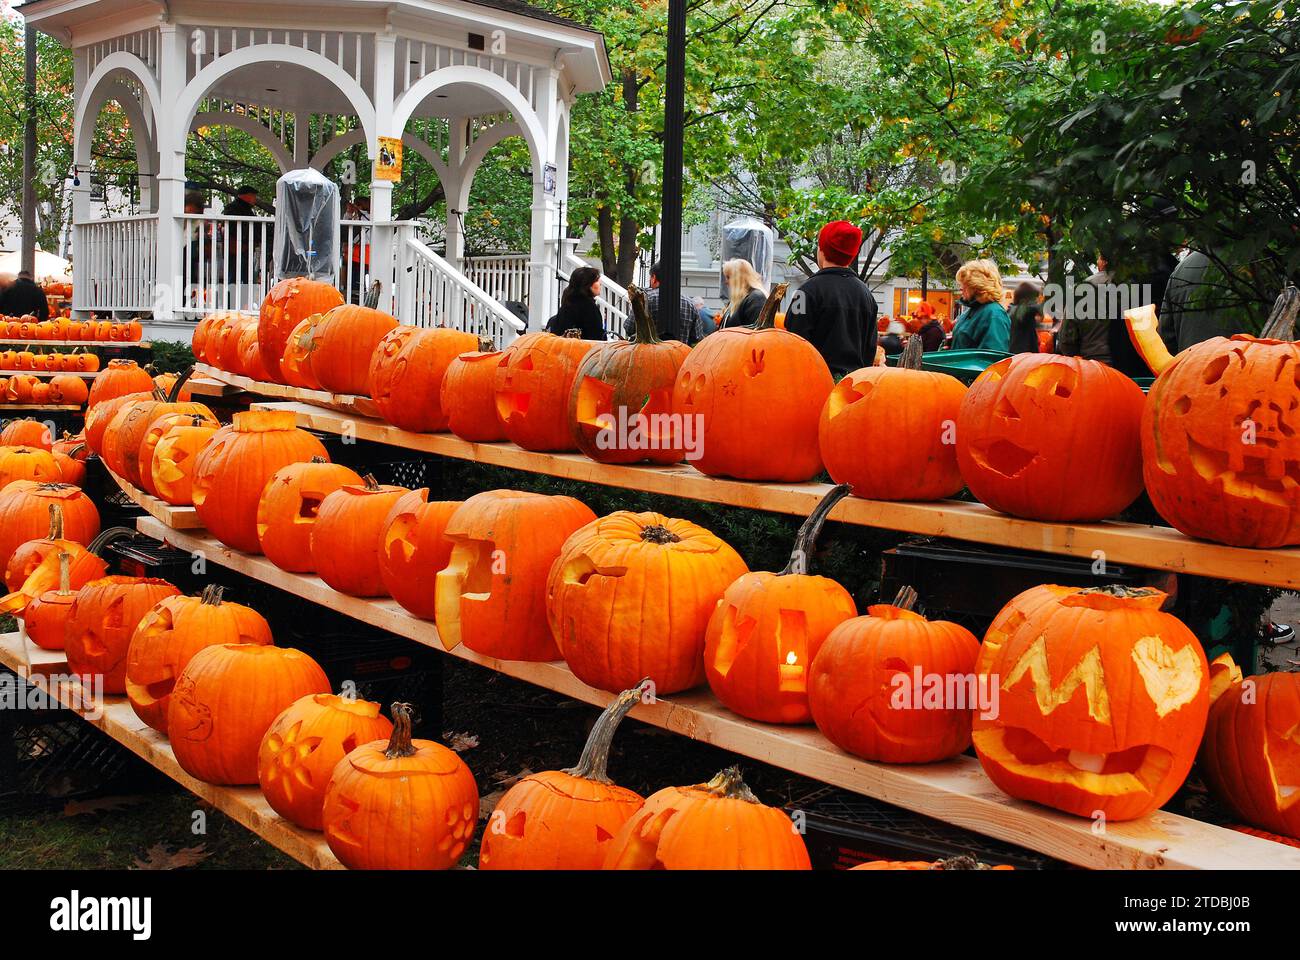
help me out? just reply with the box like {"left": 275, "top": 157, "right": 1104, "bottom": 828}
{"left": 719, "top": 216, "right": 775, "bottom": 298}
{"left": 274, "top": 168, "right": 340, "bottom": 281}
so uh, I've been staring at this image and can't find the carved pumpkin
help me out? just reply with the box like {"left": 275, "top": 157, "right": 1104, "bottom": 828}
{"left": 0, "top": 445, "right": 63, "bottom": 487}
{"left": 258, "top": 278, "right": 344, "bottom": 381}
{"left": 808, "top": 587, "right": 981, "bottom": 762}
{"left": 236, "top": 321, "right": 271, "bottom": 382}
{"left": 29, "top": 382, "right": 52, "bottom": 405}
{"left": 956, "top": 354, "right": 1145, "bottom": 521}
{"left": 138, "top": 411, "right": 219, "bottom": 498}
{"left": 215, "top": 317, "right": 256, "bottom": 375}
{"left": 1200, "top": 671, "right": 1300, "bottom": 839}
{"left": 851, "top": 856, "right": 1013, "bottom": 870}
{"left": 64, "top": 576, "right": 181, "bottom": 694}
{"left": 379, "top": 488, "right": 460, "bottom": 619}
{"left": 200, "top": 313, "right": 241, "bottom": 366}
{"left": 150, "top": 419, "right": 219, "bottom": 506}
{"left": 279, "top": 315, "right": 325, "bottom": 390}
{"left": 671, "top": 286, "right": 832, "bottom": 481}
{"left": 22, "top": 552, "right": 81, "bottom": 651}
{"left": 168, "top": 643, "right": 330, "bottom": 785}
{"left": 322, "top": 702, "right": 479, "bottom": 870}
{"left": 569, "top": 286, "right": 691, "bottom": 464}
{"left": 310, "top": 475, "right": 410, "bottom": 596}
{"left": 86, "top": 359, "right": 154, "bottom": 412}
{"left": 548, "top": 511, "right": 748, "bottom": 694}
{"left": 47, "top": 375, "right": 89, "bottom": 407}
{"left": 435, "top": 490, "right": 596, "bottom": 660}
{"left": 971, "top": 584, "right": 1209, "bottom": 821}
{"left": 84, "top": 390, "right": 150, "bottom": 456}
{"left": 104, "top": 378, "right": 212, "bottom": 488}
{"left": 602, "top": 765, "right": 811, "bottom": 869}
{"left": 495, "top": 331, "right": 596, "bottom": 451}
{"left": 256, "top": 457, "right": 363, "bottom": 573}
{"left": 369, "top": 326, "right": 479, "bottom": 431}
{"left": 704, "top": 486, "right": 858, "bottom": 724}
{"left": 480, "top": 682, "right": 648, "bottom": 870}
{"left": 1142, "top": 321, "right": 1300, "bottom": 547}
{"left": 258, "top": 693, "right": 394, "bottom": 831}
{"left": 190, "top": 314, "right": 216, "bottom": 361}
{"left": 5, "top": 374, "right": 39, "bottom": 403}
{"left": 3, "top": 502, "right": 106, "bottom": 595}
{"left": 441, "top": 340, "right": 506, "bottom": 442}
{"left": 307, "top": 304, "right": 398, "bottom": 396}
{"left": 820, "top": 339, "right": 967, "bottom": 500}
{"left": 0, "top": 418, "right": 52, "bottom": 450}
{"left": 0, "top": 482, "right": 99, "bottom": 576}
{"left": 192, "top": 411, "right": 329, "bottom": 553}
{"left": 125, "top": 585, "right": 273, "bottom": 733}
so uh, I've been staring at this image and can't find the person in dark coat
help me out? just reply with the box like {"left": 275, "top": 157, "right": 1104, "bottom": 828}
{"left": 1007, "top": 281, "right": 1043, "bottom": 354}
{"left": 914, "top": 301, "right": 946, "bottom": 352}
{"left": 222, "top": 184, "right": 263, "bottom": 291}
{"left": 785, "top": 220, "right": 878, "bottom": 377}
{"left": 623, "top": 260, "right": 702, "bottom": 343}
{"left": 546, "top": 266, "right": 608, "bottom": 340}
{"left": 0, "top": 271, "right": 50, "bottom": 320}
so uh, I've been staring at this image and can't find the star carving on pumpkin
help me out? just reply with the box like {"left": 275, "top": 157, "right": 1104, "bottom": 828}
{"left": 261, "top": 721, "right": 324, "bottom": 801}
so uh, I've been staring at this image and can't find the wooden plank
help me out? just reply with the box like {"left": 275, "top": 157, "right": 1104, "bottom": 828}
{"left": 0, "top": 632, "right": 341, "bottom": 870}
{"left": 0, "top": 370, "right": 97, "bottom": 378}
{"left": 186, "top": 376, "right": 242, "bottom": 398}
{"left": 0, "top": 404, "right": 81, "bottom": 412}
{"left": 133, "top": 516, "right": 1300, "bottom": 871}
{"left": 103, "top": 463, "right": 204, "bottom": 530}
{"left": 258, "top": 400, "right": 1300, "bottom": 591}
{"left": 0, "top": 340, "right": 152, "bottom": 348}
{"left": 18, "top": 619, "right": 69, "bottom": 678}
{"left": 195, "top": 364, "right": 379, "bottom": 419}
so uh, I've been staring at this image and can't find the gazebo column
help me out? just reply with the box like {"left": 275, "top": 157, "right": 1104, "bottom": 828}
{"left": 444, "top": 117, "right": 470, "bottom": 271}
{"left": 70, "top": 49, "right": 92, "bottom": 317}
{"left": 153, "top": 22, "right": 188, "bottom": 321}
{"left": 370, "top": 31, "right": 397, "bottom": 309}
{"left": 528, "top": 70, "right": 563, "bottom": 329}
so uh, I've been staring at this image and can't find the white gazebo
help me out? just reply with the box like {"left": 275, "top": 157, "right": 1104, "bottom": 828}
{"left": 25, "top": 0, "right": 622, "bottom": 343}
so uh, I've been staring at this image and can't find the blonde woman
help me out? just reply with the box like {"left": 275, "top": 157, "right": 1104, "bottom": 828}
{"left": 951, "top": 258, "right": 1011, "bottom": 352}
{"left": 718, "top": 258, "right": 769, "bottom": 328}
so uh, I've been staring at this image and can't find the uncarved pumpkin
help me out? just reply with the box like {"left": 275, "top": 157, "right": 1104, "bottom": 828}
{"left": 442, "top": 341, "right": 506, "bottom": 442}
{"left": 86, "top": 359, "right": 154, "bottom": 412}
{"left": 308, "top": 304, "right": 398, "bottom": 396}
{"left": 0, "top": 482, "right": 100, "bottom": 577}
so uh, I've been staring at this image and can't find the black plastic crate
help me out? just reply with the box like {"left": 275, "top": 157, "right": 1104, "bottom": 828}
{"left": 101, "top": 533, "right": 203, "bottom": 590}
{"left": 785, "top": 785, "right": 1064, "bottom": 870}
{"left": 0, "top": 670, "right": 155, "bottom": 814}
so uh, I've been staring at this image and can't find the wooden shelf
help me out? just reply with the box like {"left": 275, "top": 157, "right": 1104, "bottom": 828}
{"left": 0, "top": 630, "right": 341, "bottom": 870}
{"left": 0, "top": 404, "right": 81, "bottom": 412}
{"left": 254, "top": 399, "right": 1300, "bottom": 591}
{"left": 186, "top": 376, "right": 243, "bottom": 398}
{"left": 0, "top": 370, "right": 97, "bottom": 378}
{"left": 0, "top": 340, "right": 150, "bottom": 348}
{"left": 133, "top": 515, "right": 1300, "bottom": 870}
{"left": 103, "top": 463, "right": 203, "bottom": 529}
{"left": 194, "top": 364, "right": 379, "bottom": 418}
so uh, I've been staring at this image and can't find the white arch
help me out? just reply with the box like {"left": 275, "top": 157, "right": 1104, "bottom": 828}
{"left": 449, "top": 121, "right": 526, "bottom": 213}
{"left": 310, "top": 129, "right": 450, "bottom": 185}
{"left": 392, "top": 66, "right": 545, "bottom": 175}
{"left": 171, "top": 45, "right": 376, "bottom": 157}
{"left": 74, "top": 52, "right": 160, "bottom": 167}
{"left": 190, "top": 111, "right": 294, "bottom": 173}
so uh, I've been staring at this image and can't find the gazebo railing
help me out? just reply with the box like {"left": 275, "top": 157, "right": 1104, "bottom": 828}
{"left": 177, "top": 213, "right": 274, "bottom": 314}
{"left": 462, "top": 253, "right": 531, "bottom": 309}
{"left": 72, "top": 215, "right": 158, "bottom": 315}
{"left": 396, "top": 234, "right": 526, "bottom": 347}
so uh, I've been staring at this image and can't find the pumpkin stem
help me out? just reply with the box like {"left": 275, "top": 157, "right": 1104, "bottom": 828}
{"left": 47, "top": 502, "right": 64, "bottom": 541}
{"left": 627, "top": 285, "right": 661, "bottom": 344}
{"left": 87, "top": 526, "right": 137, "bottom": 557}
{"left": 360, "top": 473, "right": 381, "bottom": 491}
{"left": 364, "top": 279, "right": 383, "bottom": 310}
{"left": 385, "top": 702, "right": 418, "bottom": 759}
{"left": 564, "top": 680, "right": 649, "bottom": 784}
{"left": 56, "top": 551, "right": 71, "bottom": 596}
{"left": 931, "top": 855, "right": 995, "bottom": 870}
{"left": 310, "top": 455, "right": 327, "bottom": 464}
{"left": 1260, "top": 284, "right": 1298, "bottom": 341}
{"left": 166, "top": 366, "right": 195, "bottom": 402}
{"left": 899, "top": 335, "right": 925, "bottom": 370}
{"left": 753, "top": 283, "right": 789, "bottom": 330}
{"left": 1079, "top": 584, "right": 1161, "bottom": 599}
{"left": 639, "top": 524, "right": 681, "bottom": 545}
{"left": 698, "top": 765, "right": 760, "bottom": 803}
{"left": 477, "top": 336, "right": 495, "bottom": 352}
{"left": 563, "top": 328, "right": 583, "bottom": 339}
{"left": 199, "top": 583, "right": 225, "bottom": 606}
{"left": 781, "top": 483, "right": 852, "bottom": 576}
{"left": 891, "top": 585, "right": 919, "bottom": 611}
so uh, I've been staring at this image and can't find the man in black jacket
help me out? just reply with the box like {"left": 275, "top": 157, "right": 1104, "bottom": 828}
{"left": 785, "top": 221, "right": 878, "bottom": 377}
{"left": 0, "top": 271, "right": 50, "bottom": 320}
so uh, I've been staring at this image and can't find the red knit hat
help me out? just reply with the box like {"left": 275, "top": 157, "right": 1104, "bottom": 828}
{"left": 818, "top": 220, "right": 863, "bottom": 265}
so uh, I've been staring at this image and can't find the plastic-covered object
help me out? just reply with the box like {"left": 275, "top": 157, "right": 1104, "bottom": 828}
{"left": 719, "top": 216, "right": 775, "bottom": 297}
{"left": 274, "top": 168, "right": 340, "bottom": 281}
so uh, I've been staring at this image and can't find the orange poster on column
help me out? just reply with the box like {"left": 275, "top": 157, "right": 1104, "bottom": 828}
{"left": 375, "top": 137, "right": 403, "bottom": 182}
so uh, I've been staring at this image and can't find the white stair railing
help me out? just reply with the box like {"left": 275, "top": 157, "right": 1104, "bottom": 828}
{"left": 462, "top": 253, "right": 531, "bottom": 308}
{"left": 398, "top": 235, "right": 526, "bottom": 347}
{"left": 562, "top": 251, "right": 630, "bottom": 339}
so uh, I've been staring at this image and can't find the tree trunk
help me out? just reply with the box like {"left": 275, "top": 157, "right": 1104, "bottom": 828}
{"left": 20, "top": 25, "right": 38, "bottom": 275}
{"left": 596, "top": 205, "right": 618, "bottom": 278}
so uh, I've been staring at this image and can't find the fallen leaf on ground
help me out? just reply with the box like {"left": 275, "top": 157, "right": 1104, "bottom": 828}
{"left": 444, "top": 731, "right": 479, "bottom": 752}
{"left": 132, "top": 843, "right": 211, "bottom": 870}
{"left": 63, "top": 795, "right": 149, "bottom": 817}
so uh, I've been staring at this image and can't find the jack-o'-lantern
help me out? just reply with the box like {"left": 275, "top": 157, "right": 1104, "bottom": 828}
{"left": 819, "top": 339, "right": 968, "bottom": 500}
{"left": 569, "top": 286, "right": 691, "bottom": 464}
{"left": 441, "top": 339, "right": 506, "bottom": 442}
{"left": 495, "top": 331, "right": 596, "bottom": 451}
{"left": 258, "top": 278, "right": 344, "bottom": 381}
{"left": 808, "top": 586, "right": 981, "bottom": 762}
{"left": 0, "top": 481, "right": 100, "bottom": 576}
{"left": 322, "top": 702, "right": 479, "bottom": 870}
{"left": 0, "top": 445, "right": 62, "bottom": 487}
{"left": 0, "top": 418, "right": 52, "bottom": 450}
{"left": 64, "top": 576, "right": 181, "bottom": 694}
{"left": 137, "top": 411, "right": 219, "bottom": 497}
{"left": 1142, "top": 299, "right": 1300, "bottom": 547}
{"left": 149, "top": 418, "right": 219, "bottom": 506}
{"left": 103, "top": 378, "right": 212, "bottom": 488}
{"left": 47, "top": 375, "right": 89, "bottom": 407}
{"left": 86, "top": 359, "right": 154, "bottom": 411}
{"left": 2, "top": 502, "right": 106, "bottom": 597}
{"left": 671, "top": 285, "right": 832, "bottom": 481}
{"left": 548, "top": 511, "right": 748, "bottom": 694}
{"left": 308, "top": 304, "right": 399, "bottom": 396}
{"left": 278, "top": 316, "right": 325, "bottom": 390}
{"left": 310, "top": 475, "right": 409, "bottom": 596}
{"left": 258, "top": 693, "right": 393, "bottom": 831}
{"left": 236, "top": 321, "right": 272, "bottom": 382}
{"left": 957, "top": 354, "right": 1145, "bottom": 521}
{"left": 84, "top": 391, "right": 150, "bottom": 455}
{"left": 168, "top": 643, "right": 330, "bottom": 785}
{"left": 369, "top": 326, "right": 478, "bottom": 432}
{"left": 125, "top": 585, "right": 273, "bottom": 733}
{"left": 1200, "top": 671, "right": 1300, "bottom": 839}
{"left": 191, "top": 411, "right": 329, "bottom": 553}
{"left": 379, "top": 489, "right": 460, "bottom": 619}
{"left": 256, "top": 457, "right": 363, "bottom": 572}
{"left": 602, "top": 765, "right": 811, "bottom": 869}
{"left": 435, "top": 490, "right": 596, "bottom": 660}
{"left": 703, "top": 486, "right": 858, "bottom": 724}
{"left": 21, "top": 552, "right": 81, "bottom": 650}
{"left": 480, "top": 682, "right": 649, "bottom": 870}
{"left": 971, "top": 584, "right": 1209, "bottom": 821}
